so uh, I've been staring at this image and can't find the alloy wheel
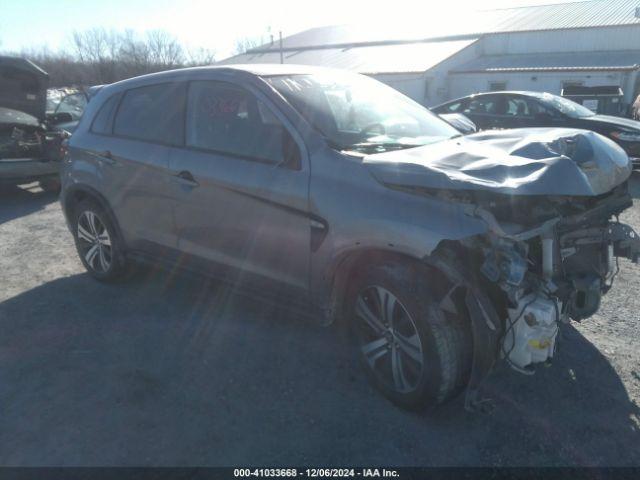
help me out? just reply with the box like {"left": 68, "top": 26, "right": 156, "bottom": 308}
{"left": 77, "top": 210, "right": 112, "bottom": 273}
{"left": 354, "top": 286, "right": 424, "bottom": 393}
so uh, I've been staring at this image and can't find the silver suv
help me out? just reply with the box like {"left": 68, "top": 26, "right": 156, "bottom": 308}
{"left": 61, "top": 65, "right": 640, "bottom": 410}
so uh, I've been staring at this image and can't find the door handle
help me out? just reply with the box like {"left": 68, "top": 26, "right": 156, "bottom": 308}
{"left": 174, "top": 170, "right": 199, "bottom": 187}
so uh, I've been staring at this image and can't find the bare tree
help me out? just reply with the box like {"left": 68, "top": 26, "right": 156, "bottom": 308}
{"left": 3, "top": 27, "right": 219, "bottom": 86}
{"left": 185, "top": 46, "right": 216, "bottom": 66}
{"left": 119, "top": 29, "right": 151, "bottom": 76}
{"left": 233, "top": 36, "right": 265, "bottom": 55}
{"left": 72, "top": 28, "right": 115, "bottom": 63}
{"left": 71, "top": 28, "right": 123, "bottom": 83}
{"left": 146, "top": 30, "right": 184, "bottom": 67}
{"left": 17, "top": 45, "right": 90, "bottom": 87}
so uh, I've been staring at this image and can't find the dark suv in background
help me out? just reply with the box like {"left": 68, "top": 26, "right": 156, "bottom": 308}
{"left": 433, "top": 91, "right": 640, "bottom": 168}
{"left": 0, "top": 57, "right": 70, "bottom": 189}
{"left": 61, "top": 65, "right": 639, "bottom": 410}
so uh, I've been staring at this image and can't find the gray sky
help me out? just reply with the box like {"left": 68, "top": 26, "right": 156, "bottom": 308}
{"left": 0, "top": 0, "right": 581, "bottom": 59}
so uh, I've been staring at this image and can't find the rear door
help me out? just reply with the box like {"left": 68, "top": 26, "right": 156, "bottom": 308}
{"left": 168, "top": 79, "right": 310, "bottom": 291}
{"left": 502, "top": 94, "right": 541, "bottom": 128}
{"left": 95, "top": 82, "right": 185, "bottom": 254}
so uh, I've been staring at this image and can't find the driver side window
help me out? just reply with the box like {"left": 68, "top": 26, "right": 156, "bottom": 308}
{"left": 443, "top": 101, "right": 463, "bottom": 113}
{"left": 530, "top": 100, "right": 558, "bottom": 117}
{"left": 464, "top": 96, "right": 500, "bottom": 115}
{"left": 186, "top": 81, "right": 300, "bottom": 168}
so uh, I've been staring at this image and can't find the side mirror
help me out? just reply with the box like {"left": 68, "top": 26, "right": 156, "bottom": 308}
{"left": 48, "top": 112, "right": 74, "bottom": 124}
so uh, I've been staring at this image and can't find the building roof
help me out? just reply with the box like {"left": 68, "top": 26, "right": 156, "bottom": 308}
{"left": 476, "top": 0, "right": 640, "bottom": 34}
{"left": 452, "top": 50, "right": 640, "bottom": 73}
{"left": 218, "top": 0, "right": 640, "bottom": 75}
{"left": 231, "top": 0, "right": 640, "bottom": 55}
{"left": 220, "top": 39, "right": 478, "bottom": 74}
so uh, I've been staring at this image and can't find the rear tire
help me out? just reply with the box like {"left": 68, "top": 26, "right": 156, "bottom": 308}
{"left": 346, "top": 261, "right": 470, "bottom": 410}
{"left": 72, "top": 199, "right": 128, "bottom": 282}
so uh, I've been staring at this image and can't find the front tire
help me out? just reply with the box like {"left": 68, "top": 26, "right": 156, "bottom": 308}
{"left": 347, "top": 261, "right": 470, "bottom": 410}
{"left": 73, "top": 199, "right": 127, "bottom": 282}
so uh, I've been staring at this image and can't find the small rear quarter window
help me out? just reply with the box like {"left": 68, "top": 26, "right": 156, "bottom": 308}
{"left": 91, "top": 93, "right": 121, "bottom": 135}
{"left": 113, "top": 83, "right": 185, "bottom": 146}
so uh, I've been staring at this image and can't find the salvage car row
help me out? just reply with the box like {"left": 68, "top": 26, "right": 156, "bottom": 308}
{"left": 0, "top": 57, "right": 100, "bottom": 191}
{"left": 3, "top": 56, "right": 640, "bottom": 410}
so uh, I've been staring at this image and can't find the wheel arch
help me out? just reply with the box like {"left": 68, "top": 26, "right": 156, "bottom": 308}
{"left": 328, "top": 240, "right": 504, "bottom": 410}
{"left": 324, "top": 246, "right": 452, "bottom": 325}
{"left": 62, "top": 184, "right": 125, "bottom": 246}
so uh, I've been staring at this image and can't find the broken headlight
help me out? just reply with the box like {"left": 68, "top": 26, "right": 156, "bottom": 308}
{"left": 481, "top": 239, "right": 528, "bottom": 287}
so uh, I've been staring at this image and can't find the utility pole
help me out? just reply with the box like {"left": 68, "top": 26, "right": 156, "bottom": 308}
{"left": 279, "top": 31, "right": 284, "bottom": 64}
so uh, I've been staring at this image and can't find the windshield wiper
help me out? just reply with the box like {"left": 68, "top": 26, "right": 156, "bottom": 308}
{"left": 342, "top": 141, "right": 421, "bottom": 153}
{"left": 325, "top": 138, "right": 349, "bottom": 150}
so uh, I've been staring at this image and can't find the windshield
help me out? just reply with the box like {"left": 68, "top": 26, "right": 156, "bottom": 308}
{"left": 46, "top": 89, "right": 64, "bottom": 115}
{"left": 537, "top": 92, "right": 596, "bottom": 118}
{"left": 266, "top": 72, "right": 459, "bottom": 152}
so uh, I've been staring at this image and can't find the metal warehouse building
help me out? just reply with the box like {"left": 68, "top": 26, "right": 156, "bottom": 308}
{"left": 219, "top": 0, "right": 640, "bottom": 113}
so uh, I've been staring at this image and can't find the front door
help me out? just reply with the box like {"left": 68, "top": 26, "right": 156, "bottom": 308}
{"left": 169, "top": 79, "right": 310, "bottom": 291}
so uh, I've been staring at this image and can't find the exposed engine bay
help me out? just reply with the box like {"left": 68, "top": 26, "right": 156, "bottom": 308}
{"left": 0, "top": 123, "right": 64, "bottom": 162}
{"left": 457, "top": 183, "right": 640, "bottom": 373}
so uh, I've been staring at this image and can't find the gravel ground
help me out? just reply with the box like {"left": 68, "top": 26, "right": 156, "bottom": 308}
{"left": 0, "top": 178, "right": 639, "bottom": 467}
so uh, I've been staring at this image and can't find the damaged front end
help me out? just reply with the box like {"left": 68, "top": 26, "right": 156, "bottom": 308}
{"left": 461, "top": 183, "right": 638, "bottom": 371}
{"left": 427, "top": 183, "right": 640, "bottom": 411}
{"left": 364, "top": 128, "right": 640, "bottom": 409}
{"left": 0, "top": 56, "right": 66, "bottom": 184}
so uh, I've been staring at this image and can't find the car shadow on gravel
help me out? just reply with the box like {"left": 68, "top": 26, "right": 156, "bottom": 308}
{"left": 0, "top": 270, "right": 638, "bottom": 466}
{"left": 0, "top": 183, "right": 58, "bottom": 225}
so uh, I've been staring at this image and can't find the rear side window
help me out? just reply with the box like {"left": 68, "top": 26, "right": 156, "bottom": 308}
{"left": 114, "top": 83, "right": 185, "bottom": 145}
{"left": 91, "top": 93, "right": 121, "bottom": 134}
{"left": 186, "top": 80, "right": 297, "bottom": 165}
{"left": 443, "top": 101, "right": 462, "bottom": 113}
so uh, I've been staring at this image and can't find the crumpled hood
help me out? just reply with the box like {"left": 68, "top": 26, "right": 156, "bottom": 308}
{"left": 0, "top": 107, "right": 40, "bottom": 128}
{"left": 364, "top": 128, "right": 631, "bottom": 196}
